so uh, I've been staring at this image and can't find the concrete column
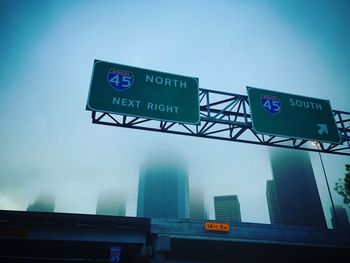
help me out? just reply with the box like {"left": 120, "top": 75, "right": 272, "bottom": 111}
{"left": 152, "top": 234, "right": 170, "bottom": 263}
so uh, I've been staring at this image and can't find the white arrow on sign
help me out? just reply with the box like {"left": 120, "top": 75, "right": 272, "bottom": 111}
{"left": 317, "top": 124, "right": 328, "bottom": 135}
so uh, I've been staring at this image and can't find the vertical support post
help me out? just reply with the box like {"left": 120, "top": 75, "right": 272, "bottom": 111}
{"left": 316, "top": 142, "right": 340, "bottom": 229}
{"left": 152, "top": 234, "right": 170, "bottom": 263}
{"left": 206, "top": 90, "right": 210, "bottom": 118}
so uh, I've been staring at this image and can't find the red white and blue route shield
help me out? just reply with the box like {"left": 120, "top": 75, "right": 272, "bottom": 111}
{"left": 260, "top": 94, "right": 281, "bottom": 115}
{"left": 107, "top": 69, "right": 134, "bottom": 91}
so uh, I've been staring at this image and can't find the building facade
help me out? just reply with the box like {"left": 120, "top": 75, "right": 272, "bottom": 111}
{"left": 266, "top": 180, "right": 281, "bottom": 224}
{"left": 214, "top": 195, "right": 241, "bottom": 222}
{"left": 190, "top": 187, "right": 207, "bottom": 219}
{"left": 96, "top": 190, "right": 126, "bottom": 216}
{"left": 270, "top": 148, "right": 326, "bottom": 228}
{"left": 331, "top": 206, "right": 350, "bottom": 232}
{"left": 137, "top": 158, "right": 189, "bottom": 219}
{"left": 27, "top": 192, "right": 55, "bottom": 212}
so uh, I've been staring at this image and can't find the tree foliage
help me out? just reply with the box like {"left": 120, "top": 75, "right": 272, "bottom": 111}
{"left": 334, "top": 164, "right": 350, "bottom": 206}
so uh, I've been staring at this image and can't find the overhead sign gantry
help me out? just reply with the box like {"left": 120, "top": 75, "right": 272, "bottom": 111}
{"left": 86, "top": 61, "right": 350, "bottom": 156}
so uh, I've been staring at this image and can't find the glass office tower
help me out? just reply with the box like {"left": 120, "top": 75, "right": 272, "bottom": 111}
{"left": 214, "top": 195, "right": 241, "bottom": 222}
{"left": 190, "top": 187, "right": 207, "bottom": 219}
{"left": 331, "top": 206, "right": 350, "bottom": 232}
{"left": 27, "top": 192, "right": 55, "bottom": 212}
{"left": 266, "top": 179, "right": 281, "bottom": 224}
{"left": 96, "top": 190, "right": 126, "bottom": 216}
{"left": 137, "top": 158, "right": 189, "bottom": 219}
{"left": 270, "top": 148, "right": 326, "bottom": 228}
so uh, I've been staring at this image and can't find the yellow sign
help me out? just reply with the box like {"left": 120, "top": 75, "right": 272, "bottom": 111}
{"left": 204, "top": 222, "right": 230, "bottom": 232}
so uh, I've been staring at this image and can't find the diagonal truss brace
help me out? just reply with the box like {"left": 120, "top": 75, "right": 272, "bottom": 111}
{"left": 90, "top": 88, "right": 350, "bottom": 156}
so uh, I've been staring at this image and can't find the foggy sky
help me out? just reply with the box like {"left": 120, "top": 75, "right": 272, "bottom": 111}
{"left": 0, "top": 0, "right": 349, "bottom": 227}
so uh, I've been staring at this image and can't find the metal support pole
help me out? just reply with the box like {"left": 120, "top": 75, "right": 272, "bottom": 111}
{"left": 152, "top": 234, "right": 170, "bottom": 263}
{"left": 316, "top": 143, "right": 340, "bottom": 230}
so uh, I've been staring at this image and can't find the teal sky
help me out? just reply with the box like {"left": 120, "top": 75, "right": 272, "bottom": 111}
{"left": 0, "top": 0, "right": 349, "bottom": 226}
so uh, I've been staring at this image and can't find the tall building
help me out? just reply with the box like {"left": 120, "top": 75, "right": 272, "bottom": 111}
{"left": 266, "top": 180, "right": 281, "bottom": 224}
{"left": 270, "top": 148, "right": 326, "bottom": 228}
{"left": 96, "top": 190, "right": 126, "bottom": 216}
{"left": 214, "top": 195, "right": 241, "bottom": 222}
{"left": 137, "top": 158, "right": 189, "bottom": 219}
{"left": 190, "top": 187, "right": 207, "bottom": 219}
{"left": 330, "top": 206, "right": 350, "bottom": 232}
{"left": 27, "top": 192, "right": 55, "bottom": 212}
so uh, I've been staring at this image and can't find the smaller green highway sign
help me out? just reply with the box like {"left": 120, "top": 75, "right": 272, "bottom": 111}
{"left": 86, "top": 60, "right": 200, "bottom": 124}
{"left": 247, "top": 87, "right": 341, "bottom": 144}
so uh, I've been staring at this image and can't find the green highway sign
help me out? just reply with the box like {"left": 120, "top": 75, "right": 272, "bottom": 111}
{"left": 247, "top": 87, "right": 341, "bottom": 144}
{"left": 86, "top": 60, "right": 200, "bottom": 124}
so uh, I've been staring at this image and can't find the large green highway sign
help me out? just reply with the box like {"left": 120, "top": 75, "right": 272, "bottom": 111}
{"left": 247, "top": 87, "right": 341, "bottom": 144}
{"left": 86, "top": 60, "right": 200, "bottom": 124}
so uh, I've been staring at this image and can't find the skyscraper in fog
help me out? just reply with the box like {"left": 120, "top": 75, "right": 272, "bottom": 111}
{"left": 214, "top": 195, "right": 241, "bottom": 222}
{"left": 331, "top": 206, "right": 350, "bottom": 232}
{"left": 270, "top": 148, "right": 326, "bottom": 228}
{"left": 137, "top": 158, "right": 189, "bottom": 219}
{"left": 27, "top": 192, "right": 55, "bottom": 212}
{"left": 266, "top": 180, "right": 281, "bottom": 224}
{"left": 96, "top": 190, "right": 126, "bottom": 216}
{"left": 190, "top": 187, "right": 207, "bottom": 219}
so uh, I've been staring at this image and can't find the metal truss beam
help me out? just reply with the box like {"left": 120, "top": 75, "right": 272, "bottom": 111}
{"left": 90, "top": 88, "right": 350, "bottom": 156}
